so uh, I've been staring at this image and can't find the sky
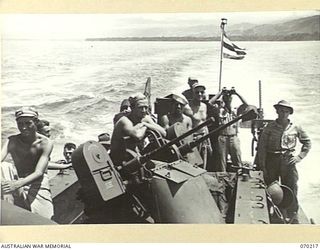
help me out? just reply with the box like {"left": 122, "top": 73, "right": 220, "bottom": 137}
{"left": 1, "top": 10, "right": 318, "bottom": 39}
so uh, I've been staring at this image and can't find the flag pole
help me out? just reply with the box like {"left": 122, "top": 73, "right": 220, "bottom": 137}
{"left": 218, "top": 18, "right": 227, "bottom": 92}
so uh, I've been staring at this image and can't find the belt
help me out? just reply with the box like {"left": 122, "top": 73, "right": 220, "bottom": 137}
{"left": 267, "top": 149, "right": 294, "bottom": 154}
{"left": 220, "top": 134, "right": 237, "bottom": 137}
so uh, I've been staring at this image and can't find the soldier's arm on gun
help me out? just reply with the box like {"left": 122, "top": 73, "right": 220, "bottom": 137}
{"left": 121, "top": 117, "right": 148, "bottom": 141}
{"left": 2, "top": 138, "right": 53, "bottom": 194}
{"left": 142, "top": 115, "right": 167, "bottom": 137}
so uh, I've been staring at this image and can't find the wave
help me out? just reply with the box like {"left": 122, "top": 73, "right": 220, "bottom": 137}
{"left": 37, "top": 94, "right": 96, "bottom": 110}
{"left": 65, "top": 96, "right": 118, "bottom": 115}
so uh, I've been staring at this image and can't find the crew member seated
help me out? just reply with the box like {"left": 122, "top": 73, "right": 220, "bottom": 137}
{"left": 110, "top": 93, "right": 166, "bottom": 166}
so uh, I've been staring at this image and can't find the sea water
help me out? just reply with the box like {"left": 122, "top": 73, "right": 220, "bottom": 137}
{"left": 1, "top": 39, "right": 320, "bottom": 223}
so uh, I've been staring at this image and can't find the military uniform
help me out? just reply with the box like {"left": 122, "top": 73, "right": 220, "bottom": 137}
{"left": 257, "top": 120, "right": 311, "bottom": 216}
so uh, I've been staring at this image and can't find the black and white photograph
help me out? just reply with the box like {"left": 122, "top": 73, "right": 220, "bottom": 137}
{"left": 1, "top": 9, "right": 319, "bottom": 233}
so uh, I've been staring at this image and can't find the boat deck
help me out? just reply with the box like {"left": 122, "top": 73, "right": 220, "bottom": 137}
{"left": 49, "top": 168, "right": 85, "bottom": 224}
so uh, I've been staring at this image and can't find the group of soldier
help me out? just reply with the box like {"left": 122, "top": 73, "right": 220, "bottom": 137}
{"left": 108, "top": 77, "right": 312, "bottom": 222}
{"left": 1, "top": 77, "right": 311, "bottom": 223}
{"left": 110, "top": 78, "right": 248, "bottom": 172}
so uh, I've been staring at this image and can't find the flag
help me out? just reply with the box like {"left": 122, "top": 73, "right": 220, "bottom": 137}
{"left": 222, "top": 32, "right": 246, "bottom": 60}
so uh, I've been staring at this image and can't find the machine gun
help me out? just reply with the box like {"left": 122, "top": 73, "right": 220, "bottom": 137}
{"left": 122, "top": 107, "right": 258, "bottom": 173}
{"left": 70, "top": 116, "right": 217, "bottom": 205}
{"left": 71, "top": 108, "right": 258, "bottom": 223}
{"left": 73, "top": 107, "right": 257, "bottom": 193}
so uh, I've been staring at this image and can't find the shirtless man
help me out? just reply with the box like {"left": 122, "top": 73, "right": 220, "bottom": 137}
{"left": 1, "top": 107, "right": 54, "bottom": 219}
{"left": 159, "top": 94, "right": 192, "bottom": 130}
{"left": 183, "top": 82, "right": 212, "bottom": 168}
{"left": 184, "top": 82, "right": 207, "bottom": 127}
{"left": 110, "top": 93, "right": 166, "bottom": 166}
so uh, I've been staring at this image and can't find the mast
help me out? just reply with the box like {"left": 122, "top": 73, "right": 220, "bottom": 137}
{"left": 218, "top": 18, "right": 227, "bottom": 92}
{"left": 258, "top": 80, "right": 264, "bottom": 119}
{"left": 144, "top": 77, "right": 152, "bottom": 113}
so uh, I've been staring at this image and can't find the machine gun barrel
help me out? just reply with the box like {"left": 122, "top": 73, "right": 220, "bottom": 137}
{"left": 179, "top": 108, "right": 258, "bottom": 155}
{"left": 122, "top": 117, "right": 215, "bottom": 168}
{"left": 165, "top": 117, "right": 215, "bottom": 148}
{"left": 123, "top": 108, "right": 257, "bottom": 169}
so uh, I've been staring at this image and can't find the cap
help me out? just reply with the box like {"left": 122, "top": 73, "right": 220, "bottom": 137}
{"left": 273, "top": 100, "right": 293, "bottom": 114}
{"left": 171, "top": 94, "right": 188, "bottom": 105}
{"left": 192, "top": 82, "right": 206, "bottom": 90}
{"left": 129, "top": 93, "right": 148, "bottom": 108}
{"left": 15, "top": 107, "right": 38, "bottom": 120}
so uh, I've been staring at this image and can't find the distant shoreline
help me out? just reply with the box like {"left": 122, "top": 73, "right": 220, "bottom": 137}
{"left": 85, "top": 35, "right": 319, "bottom": 42}
{"left": 4, "top": 36, "right": 319, "bottom": 42}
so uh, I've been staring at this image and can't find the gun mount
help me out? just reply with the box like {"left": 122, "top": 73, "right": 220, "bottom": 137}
{"left": 123, "top": 107, "right": 258, "bottom": 173}
{"left": 71, "top": 140, "right": 225, "bottom": 223}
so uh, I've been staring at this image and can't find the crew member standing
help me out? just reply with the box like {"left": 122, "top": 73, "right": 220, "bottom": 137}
{"left": 181, "top": 77, "right": 198, "bottom": 101}
{"left": 208, "top": 87, "right": 248, "bottom": 172}
{"left": 159, "top": 94, "right": 192, "bottom": 130}
{"left": 184, "top": 82, "right": 212, "bottom": 169}
{"left": 257, "top": 100, "right": 311, "bottom": 221}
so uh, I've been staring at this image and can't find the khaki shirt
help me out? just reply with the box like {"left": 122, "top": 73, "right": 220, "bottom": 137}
{"left": 257, "top": 120, "right": 311, "bottom": 168}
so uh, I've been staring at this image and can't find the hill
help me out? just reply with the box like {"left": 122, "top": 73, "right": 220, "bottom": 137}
{"left": 228, "top": 15, "right": 320, "bottom": 41}
{"left": 86, "top": 15, "right": 320, "bottom": 41}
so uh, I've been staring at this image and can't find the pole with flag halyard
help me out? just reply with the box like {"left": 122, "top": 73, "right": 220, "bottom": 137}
{"left": 218, "top": 18, "right": 247, "bottom": 91}
{"left": 218, "top": 18, "right": 227, "bottom": 92}
{"left": 144, "top": 77, "right": 152, "bottom": 113}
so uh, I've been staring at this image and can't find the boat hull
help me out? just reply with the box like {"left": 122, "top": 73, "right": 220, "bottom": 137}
{"left": 151, "top": 175, "right": 225, "bottom": 223}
